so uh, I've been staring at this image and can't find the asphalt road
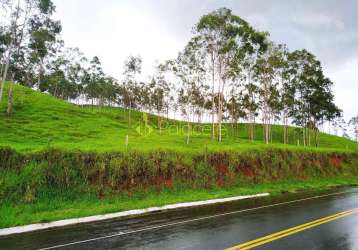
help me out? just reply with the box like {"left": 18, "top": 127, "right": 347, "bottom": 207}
{"left": 1, "top": 187, "right": 358, "bottom": 250}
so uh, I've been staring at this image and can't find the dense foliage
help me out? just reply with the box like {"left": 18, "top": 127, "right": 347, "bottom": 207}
{"left": 1, "top": 147, "right": 357, "bottom": 205}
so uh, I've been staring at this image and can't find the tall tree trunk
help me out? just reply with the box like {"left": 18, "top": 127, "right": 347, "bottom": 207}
{"left": 218, "top": 94, "right": 223, "bottom": 142}
{"left": 158, "top": 113, "right": 162, "bottom": 134}
{"left": 269, "top": 115, "right": 272, "bottom": 143}
{"left": 251, "top": 122, "right": 254, "bottom": 142}
{"left": 37, "top": 62, "right": 44, "bottom": 88}
{"left": 263, "top": 106, "right": 269, "bottom": 144}
{"left": 247, "top": 115, "right": 251, "bottom": 141}
{"left": 217, "top": 90, "right": 221, "bottom": 142}
{"left": 2, "top": 0, "right": 27, "bottom": 103}
{"left": 263, "top": 77, "right": 269, "bottom": 144}
{"left": 211, "top": 53, "right": 215, "bottom": 140}
{"left": 166, "top": 104, "right": 169, "bottom": 120}
{"left": 0, "top": 58, "right": 5, "bottom": 80}
{"left": 283, "top": 121, "right": 287, "bottom": 144}
{"left": 262, "top": 121, "right": 265, "bottom": 143}
{"left": 0, "top": 49, "right": 12, "bottom": 103}
{"left": 250, "top": 113, "right": 255, "bottom": 142}
{"left": 6, "top": 73, "right": 15, "bottom": 115}
{"left": 230, "top": 103, "right": 234, "bottom": 137}
{"left": 54, "top": 81, "right": 58, "bottom": 97}
{"left": 283, "top": 113, "right": 288, "bottom": 144}
{"left": 218, "top": 73, "right": 226, "bottom": 142}
{"left": 265, "top": 123, "right": 269, "bottom": 144}
{"left": 286, "top": 125, "right": 289, "bottom": 145}
{"left": 186, "top": 122, "right": 190, "bottom": 144}
{"left": 128, "top": 100, "right": 132, "bottom": 129}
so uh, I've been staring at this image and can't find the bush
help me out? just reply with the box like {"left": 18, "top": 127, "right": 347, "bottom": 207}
{"left": 0, "top": 147, "right": 357, "bottom": 205}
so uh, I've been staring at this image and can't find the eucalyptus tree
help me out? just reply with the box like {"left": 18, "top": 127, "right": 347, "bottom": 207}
{"left": 0, "top": 0, "right": 57, "bottom": 103}
{"left": 177, "top": 85, "right": 192, "bottom": 144}
{"left": 307, "top": 75, "right": 341, "bottom": 146}
{"left": 195, "top": 8, "right": 267, "bottom": 142}
{"left": 349, "top": 115, "right": 358, "bottom": 141}
{"left": 331, "top": 117, "right": 343, "bottom": 136}
{"left": 195, "top": 8, "right": 236, "bottom": 142}
{"left": 260, "top": 43, "right": 294, "bottom": 144}
{"left": 84, "top": 56, "right": 104, "bottom": 105}
{"left": 288, "top": 49, "right": 340, "bottom": 146}
{"left": 278, "top": 46, "right": 296, "bottom": 144}
{"left": 192, "top": 29, "right": 217, "bottom": 138}
{"left": 39, "top": 50, "right": 71, "bottom": 99}
{"left": 65, "top": 47, "right": 87, "bottom": 101}
{"left": 180, "top": 39, "right": 209, "bottom": 123}
{"left": 337, "top": 117, "right": 350, "bottom": 139}
{"left": 254, "top": 43, "right": 283, "bottom": 144}
{"left": 4, "top": 0, "right": 34, "bottom": 113}
{"left": 98, "top": 76, "right": 117, "bottom": 106}
{"left": 121, "top": 55, "right": 142, "bottom": 127}
{"left": 192, "top": 81, "right": 209, "bottom": 122}
{"left": 28, "top": 4, "right": 61, "bottom": 87}
{"left": 288, "top": 49, "right": 315, "bottom": 146}
{"left": 0, "top": 0, "right": 25, "bottom": 108}
{"left": 173, "top": 40, "right": 207, "bottom": 144}
{"left": 195, "top": 8, "right": 232, "bottom": 140}
{"left": 138, "top": 80, "right": 151, "bottom": 112}
{"left": 42, "top": 69, "right": 78, "bottom": 100}
{"left": 38, "top": 41, "right": 62, "bottom": 92}
{"left": 226, "top": 88, "right": 246, "bottom": 137}
{"left": 0, "top": 26, "right": 11, "bottom": 78}
{"left": 39, "top": 44, "right": 87, "bottom": 101}
{"left": 150, "top": 63, "right": 170, "bottom": 130}
{"left": 242, "top": 82, "right": 258, "bottom": 141}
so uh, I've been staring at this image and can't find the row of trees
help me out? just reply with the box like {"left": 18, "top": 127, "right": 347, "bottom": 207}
{"left": 168, "top": 8, "right": 343, "bottom": 146}
{"left": 347, "top": 115, "right": 358, "bottom": 141}
{"left": 1, "top": 4, "right": 355, "bottom": 144}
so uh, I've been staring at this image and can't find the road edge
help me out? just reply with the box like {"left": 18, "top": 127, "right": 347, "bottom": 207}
{"left": 0, "top": 193, "right": 269, "bottom": 236}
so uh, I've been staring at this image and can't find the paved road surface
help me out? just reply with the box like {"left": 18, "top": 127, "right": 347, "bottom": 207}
{"left": 1, "top": 187, "right": 357, "bottom": 250}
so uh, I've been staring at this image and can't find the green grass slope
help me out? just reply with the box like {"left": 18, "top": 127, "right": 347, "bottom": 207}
{"left": 0, "top": 83, "right": 357, "bottom": 153}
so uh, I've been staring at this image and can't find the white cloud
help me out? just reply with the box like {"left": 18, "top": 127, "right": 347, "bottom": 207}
{"left": 326, "top": 58, "right": 358, "bottom": 121}
{"left": 97, "top": 5, "right": 184, "bottom": 79}
{"left": 54, "top": 1, "right": 185, "bottom": 81}
{"left": 292, "top": 12, "right": 345, "bottom": 30}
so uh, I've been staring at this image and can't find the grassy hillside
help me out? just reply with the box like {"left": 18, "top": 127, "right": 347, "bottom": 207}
{"left": 0, "top": 83, "right": 357, "bottom": 153}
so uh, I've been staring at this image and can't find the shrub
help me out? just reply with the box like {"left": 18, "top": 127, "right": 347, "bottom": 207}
{"left": 0, "top": 147, "right": 357, "bottom": 204}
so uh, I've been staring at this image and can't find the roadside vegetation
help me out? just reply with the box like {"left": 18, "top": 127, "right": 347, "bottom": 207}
{"left": 1, "top": 177, "right": 358, "bottom": 228}
{"left": 1, "top": 147, "right": 358, "bottom": 228}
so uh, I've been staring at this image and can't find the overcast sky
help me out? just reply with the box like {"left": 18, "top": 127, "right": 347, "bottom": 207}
{"left": 53, "top": 0, "right": 358, "bottom": 122}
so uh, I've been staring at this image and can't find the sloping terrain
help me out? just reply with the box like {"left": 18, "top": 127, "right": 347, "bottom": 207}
{"left": 0, "top": 83, "right": 357, "bottom": 153}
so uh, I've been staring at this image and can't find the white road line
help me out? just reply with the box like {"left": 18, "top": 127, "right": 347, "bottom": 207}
{"left": 0, "top": 193, "right": 269, "bottom": 236}
{"left": 39, "top": 190, "right": 356, "bottom": 250}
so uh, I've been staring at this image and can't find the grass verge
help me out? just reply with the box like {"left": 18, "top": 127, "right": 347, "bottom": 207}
{"left": 1, "top": 177, "right": 357, "bottom": 229}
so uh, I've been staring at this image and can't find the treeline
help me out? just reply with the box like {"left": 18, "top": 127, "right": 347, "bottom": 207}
{"left": 0, "top": 3, "right": 356, "bottom": 144}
